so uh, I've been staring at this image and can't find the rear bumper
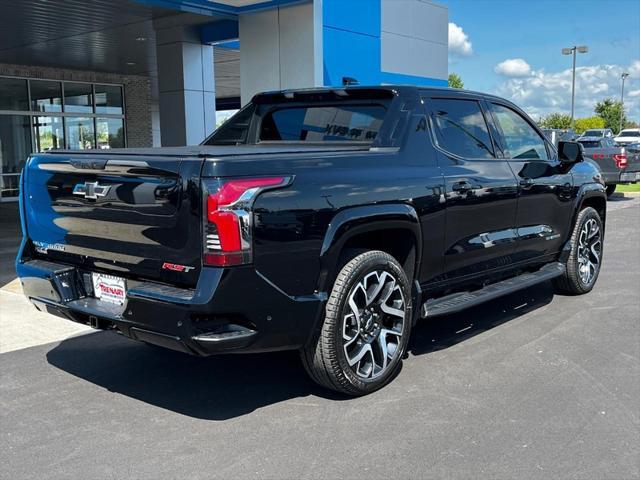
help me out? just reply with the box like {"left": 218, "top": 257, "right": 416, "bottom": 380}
{"left": 619, "top": 170, "right": 640, "bottom": 183}
{"left": 16, "top": 259, "right": 325, "bottom": 355}
{"left": 602, "top": 170, "right": 640, "bottom": 184}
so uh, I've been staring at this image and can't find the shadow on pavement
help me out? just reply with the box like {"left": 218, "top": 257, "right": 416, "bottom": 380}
{"left": 607, "top": 193, "right": 632, "bottom": 202}
{"left": 409, "top": 281, "right": 554, "bottom": 356}
{"left": 46, "top": 282, "right": 555, "bottom": 420}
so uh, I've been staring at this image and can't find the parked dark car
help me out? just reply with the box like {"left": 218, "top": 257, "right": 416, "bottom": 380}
{"left": 577, "top": 136, "right": 640, "bottom": 196}
{"left": 16, "top": 86, "right": 607, "bottom": 395}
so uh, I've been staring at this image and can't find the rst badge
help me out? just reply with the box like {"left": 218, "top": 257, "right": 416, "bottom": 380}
{"left": 73, "top": 181, "right": 111, "bottom": 200}
{"left": 162, "top": 262, "right": 195, "bottom": 273}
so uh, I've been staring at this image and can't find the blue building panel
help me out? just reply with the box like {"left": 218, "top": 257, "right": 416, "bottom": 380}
{"left": 322, "top": 0, "right": 380, "bottom": 38}
{"left": 322, "top": 26, "right": 381, "bottom": 86}
{"left": 322, "top": 0, "right": 447, "bottom": 88}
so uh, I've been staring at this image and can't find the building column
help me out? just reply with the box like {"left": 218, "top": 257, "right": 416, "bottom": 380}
{"left": 238, "top": 1, "right": 323, "bottom": 105}
{"left": 155, "top": 24, "right": 215, "bottom": 146}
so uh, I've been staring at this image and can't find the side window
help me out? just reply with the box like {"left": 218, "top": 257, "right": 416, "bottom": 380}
{"left": 427, "top": 98, "right": 495, "bottom": 159}
{"left": 491, "top": 104, "right": 549, "bottom": 160}
{"left": 204, "top": 104, "right": 255, "bottom": 145}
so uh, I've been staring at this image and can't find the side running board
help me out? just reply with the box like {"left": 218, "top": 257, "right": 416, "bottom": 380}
{"left": 421, "top": 262, "right": 564, "bottom": 318}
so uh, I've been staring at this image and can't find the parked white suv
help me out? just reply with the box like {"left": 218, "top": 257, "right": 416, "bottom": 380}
{"left": 614, "top": 128, "right": 640, "bottom": 146}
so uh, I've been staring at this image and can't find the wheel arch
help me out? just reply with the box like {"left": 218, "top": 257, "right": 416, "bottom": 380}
{"left": 317, "top": 204, "right": 422, "bottom": 294}
{"left": 574, "top": 183, "right": 607, "bottom": 231}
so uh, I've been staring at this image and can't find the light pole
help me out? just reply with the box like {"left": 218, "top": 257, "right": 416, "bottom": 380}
{"left": 620, "top": 72, "right": 629, "bottom": 134}
{"left": 562, "top": 45, "right": 588, "bottom": 126}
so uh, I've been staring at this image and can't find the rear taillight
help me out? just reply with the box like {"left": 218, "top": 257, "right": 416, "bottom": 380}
{"left": 202, "top": 177, "right": 289, "bottom": 267}
{"left": 614, "top": 153, "right": 628, "bottom": 169}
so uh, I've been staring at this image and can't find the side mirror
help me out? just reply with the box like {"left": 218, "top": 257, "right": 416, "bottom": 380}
{"left": 558, "top": 141, "right": 584, "bottom": 164}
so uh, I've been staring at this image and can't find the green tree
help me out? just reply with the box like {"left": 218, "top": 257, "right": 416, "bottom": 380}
{"left": 448, "top": 73, "right": 464, "bottom": 89}
{"left": 539, "top": 113, "right": 572, "bottom": 129}
{"left": 594, "top": 98, "right": 627, "bottom": 133}
{"left": 573, "top": 116, "right": 605, "bottom": 135}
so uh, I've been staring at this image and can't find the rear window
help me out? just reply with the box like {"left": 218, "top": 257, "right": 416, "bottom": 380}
{"left": 427, "top": 98, "right": 494, "bottom": 158}
{"left": 259, "top": 105, "right": 386, "bottom": 143}
{"left": 578, "top": 140, "right": 601, "bottom": 149}
{"left": 619, "top": 130, "right": 640, "bottom": 137}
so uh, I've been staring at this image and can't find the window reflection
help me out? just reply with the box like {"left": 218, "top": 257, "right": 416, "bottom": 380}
{"left": 429, "top": 98, "right": 495, "bottom": 159}
{"left": 491, "top": 104, "right": 548, "bottom": 160}
{"left": 95, "top": 84, "right": 123, "bottom": 115}
{"left": 33, "top": 116, "right": 64, "bottom": 152}
{"left": 30, "top": 80, "right": 63, "bottom": 113}
{"left": 66, "top": 117, "right": 95, "bottom": 150}
{"left": 64, "top": 82, "right": 93, "bottom": 114}
{"left": 0, "top": 78, "right": 29, "bottom": 111}
{"left": 96, "top": 118, "right": 124, "bottom": 148}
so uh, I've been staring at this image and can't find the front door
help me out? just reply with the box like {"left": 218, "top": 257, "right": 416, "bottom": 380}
{"left": 488, "top": 102, "right": 575, "bottom": 264}
{"left": 423, "top": 95, "right": 519, "bottom": 282}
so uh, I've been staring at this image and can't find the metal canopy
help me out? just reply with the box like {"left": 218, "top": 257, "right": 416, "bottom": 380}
{"left": 0, "top": 0, "right": 229, "bottom": 76}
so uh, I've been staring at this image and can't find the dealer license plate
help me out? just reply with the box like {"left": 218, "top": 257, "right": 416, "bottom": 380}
{"left": 91, "top": 273, "right": 126, "bottom": 305}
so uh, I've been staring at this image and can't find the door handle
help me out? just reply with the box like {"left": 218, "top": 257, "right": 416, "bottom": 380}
{"left": 452, "top": 181, "right": 473, "bottom": 192}
{"left": 519, "top": 178, "right": 534, "bottom": 189}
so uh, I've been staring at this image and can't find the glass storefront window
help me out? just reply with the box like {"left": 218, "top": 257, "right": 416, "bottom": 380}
{"left": 95, "top": 84, "right": 123, "bottom": 115}
{"left": 33, "top": 116, "right": 64, "bottom": 152}
{"left": 1, "top": 76, "right": 126, "bottom": 200}
{"left": 64, "top": 82, "right": 93, "bottom": 114}
{"left": 0, "top": 78, "right": 29, "bottom": 111}
{"left": 66, "top": 117, "right": 95, "bottom": 150}
{"left": 30, "top": 80, "right": 63, "bottom": 113}
{"left": 96, "top": 118, "right": 125, "bottom": 149}
{"left": 0, "top": 115, "right": 31, "bottom": 199}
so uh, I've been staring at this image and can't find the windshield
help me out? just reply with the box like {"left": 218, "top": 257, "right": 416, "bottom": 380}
{"left": 583, "top": 130, "right": 603, "bottom": 136}
{"left": 620, "top": 131, "right": 640, "bottom": 137}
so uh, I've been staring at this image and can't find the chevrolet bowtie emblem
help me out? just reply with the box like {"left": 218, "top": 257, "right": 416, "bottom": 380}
{"left": 73, "top": 181, "right": 111, "bottom": 200}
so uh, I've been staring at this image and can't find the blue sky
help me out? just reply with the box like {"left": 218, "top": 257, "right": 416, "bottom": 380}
{"left": 442, "top": 0, "right": 640, "bottom": 121}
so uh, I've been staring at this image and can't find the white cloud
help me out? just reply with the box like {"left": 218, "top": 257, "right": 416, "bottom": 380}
{"left": 448, "top": 22, "right": 472, "bottom": 56}
{"left": 494, "top": 58, "right": 532, "bottom": 77}
{"left": 494, "top": 62, "right": 640, "bottom": 121}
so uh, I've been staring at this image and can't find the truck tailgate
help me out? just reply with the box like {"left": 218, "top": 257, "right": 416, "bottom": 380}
{"left": 23, "top": 152, "right": 204, "bottom": 287}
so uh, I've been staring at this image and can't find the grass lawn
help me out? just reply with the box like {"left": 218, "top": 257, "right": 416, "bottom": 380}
{"left": 616, "top": 183, "right": 640, "bottom": 193}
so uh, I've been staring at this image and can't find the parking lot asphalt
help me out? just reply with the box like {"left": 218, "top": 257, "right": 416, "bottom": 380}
{"left": 1, "top": 197, "right": 639, "bottom": 480}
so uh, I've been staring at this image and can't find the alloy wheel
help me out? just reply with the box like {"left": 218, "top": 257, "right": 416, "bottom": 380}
{"left": 577, "top": 217, "right": 602, "bottom": 286}
{"left": 342, "top": 270, "right": 406, "bottom": 379}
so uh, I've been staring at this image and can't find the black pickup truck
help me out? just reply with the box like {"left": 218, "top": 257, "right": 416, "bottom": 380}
{"left": 16, "top": 86, "right": 607, "bottom": 395}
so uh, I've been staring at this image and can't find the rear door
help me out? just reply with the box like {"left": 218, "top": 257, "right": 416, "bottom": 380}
{"left": 488, "top": 102, "right": 575, "bottom": 264}
{"left": 423, "top": 95, "right": 519, "bottom": 282}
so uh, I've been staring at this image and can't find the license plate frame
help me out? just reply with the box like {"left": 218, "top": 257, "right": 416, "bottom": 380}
{"left": 91, "top": 273, "right": 126, "bottom": 305}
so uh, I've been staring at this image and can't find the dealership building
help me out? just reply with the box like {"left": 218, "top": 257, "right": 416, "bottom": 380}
{"left": 0, "top": 0, "right": 448, "bottom": 201}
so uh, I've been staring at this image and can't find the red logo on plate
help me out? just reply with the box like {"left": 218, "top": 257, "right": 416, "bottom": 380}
{"left": 99, "top": 284, "right": 124, "bottom": 296}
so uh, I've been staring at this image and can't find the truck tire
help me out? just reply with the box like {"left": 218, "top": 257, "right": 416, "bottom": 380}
{"left": 605, "top": 184, "right": 616, "bottom": 198}
{"left": 301, "top": 250, "right": 412, "bottom": 395}
{"left": 553, "top": 207, "right": 603, "bottom": 295}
